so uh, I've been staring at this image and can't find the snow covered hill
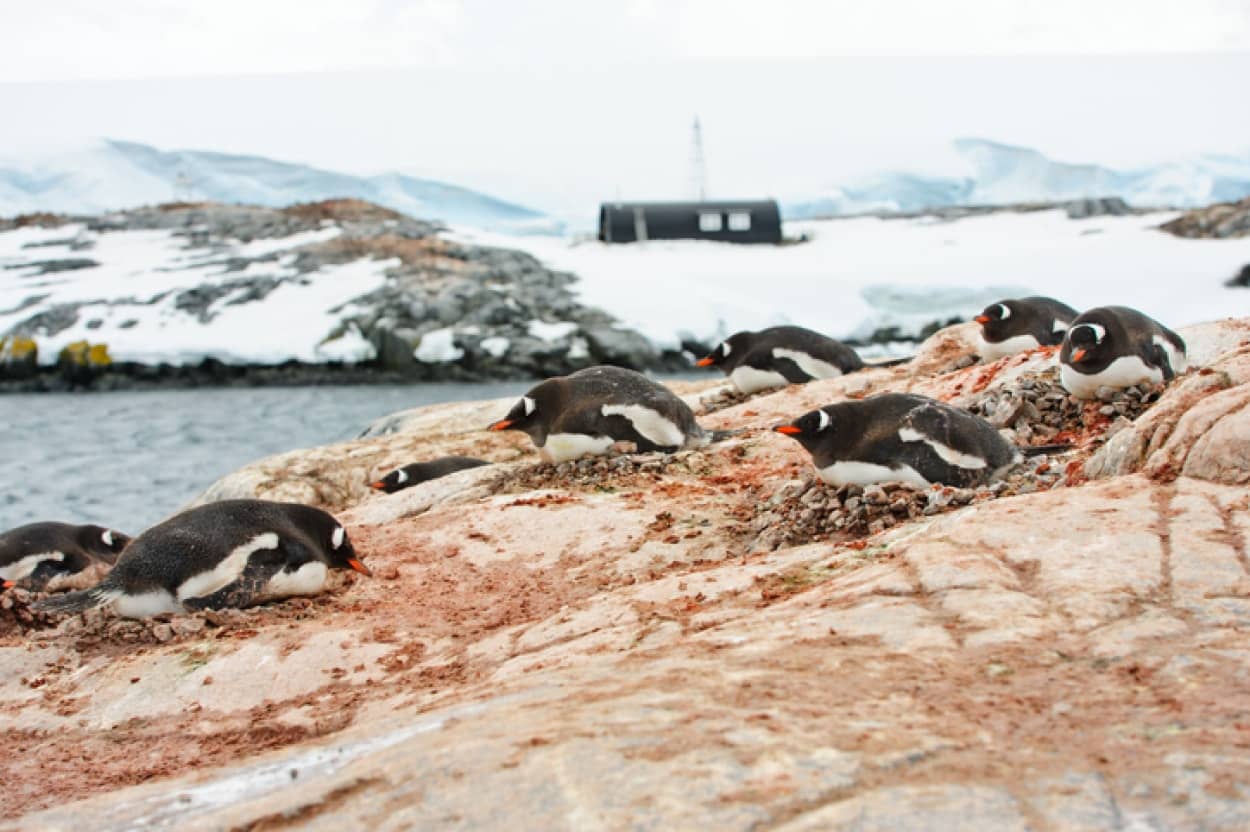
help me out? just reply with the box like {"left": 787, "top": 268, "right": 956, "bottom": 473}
{"left": 786, "top": 139, "right": 1250, "bottom": 218}
{"left": 0, "top": 141, "right": 558, "bottom": 234}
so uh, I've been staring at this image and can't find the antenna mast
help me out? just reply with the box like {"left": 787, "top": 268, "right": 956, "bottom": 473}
{"left": 688, "top": 116, "right": 708, "bottom": 201}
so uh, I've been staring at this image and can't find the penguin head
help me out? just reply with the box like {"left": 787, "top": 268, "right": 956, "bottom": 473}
{"left": 1062, "top": 320, "right": 1108, "bottom": 367}
{"left": 489, "top": 391, "right": 543, "bottom": 435}
{"left": 85, "top": 525, "right": 132, "bottom": 564}
{"left": 369, "top": 467, "right": 410, "bottom": 493}
{"left": 325, "top": 522, "right": 371, "bottom": 576}
{"left": 772, "top": 406, "right": 835, "bottom": 450}
{"left": 973, "top": 300, "right": 1018, "bottom": 339}
{"left": 695, "top": 331, "right": 751, "bottom": 370}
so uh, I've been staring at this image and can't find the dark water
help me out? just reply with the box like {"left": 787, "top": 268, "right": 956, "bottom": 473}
{"left": 0, "top": 383, "right": 529, "bottom": 535}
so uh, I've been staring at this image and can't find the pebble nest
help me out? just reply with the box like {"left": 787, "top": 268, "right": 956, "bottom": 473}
{"left": 967, "top": 366, "right": 1164, "bottom": 445}
{"left": 502, "top": 450, "right": 715, "bottom": 493}
{"left": 698, "top": 386, "right": 759, "bottom": 414}
{"left": 750, "top": 455, "right": 1066, "bottom": 552}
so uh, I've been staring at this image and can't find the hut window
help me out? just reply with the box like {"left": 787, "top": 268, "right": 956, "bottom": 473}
{"left": 727, "top": 211, "right": 752, "bottom": 231}
{"left": 698, "top": 212, "right": 723, "bottom": 232}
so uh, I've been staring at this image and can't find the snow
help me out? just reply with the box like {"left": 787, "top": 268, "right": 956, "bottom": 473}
{"left": 315, "top": 324, "right": 377, "bottom": 363}
{"left": 413, "top": 327, "right": 464, "bottom": 362}
{"left": 526, "top": 320, "right": 578, "bottom": 341}
{"left": 448, "top": 210, "right": 1250, "bottom": 349}
{"left": 0, "top": 223, "right": 394, "bottom": 365}
{"left": 479, "top": 336, "right": 511, "bottom": 358}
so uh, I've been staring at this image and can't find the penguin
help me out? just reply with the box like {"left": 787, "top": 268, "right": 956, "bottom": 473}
{"left": 33, "top": 500, "right": 370, "bottom": 619}
{"left": 0, "top": 522, "right": 131, "bottom": 592}
{"left": 696, "top": 326, "right": 867, "bottom": 393}
{"left": 772, "top": 393, "right": 1023, "bottom": 489}
{"left": 489, "top": 365, "right": 711, "bottom": 463}
{"left": 1058, "top": 306, "right": 1187, "bottom": 400}
{"left": 370, "top": 456, "right": 490, "bottom": 493}
{"left": 974, "top": 296, "right": 1079, "bottom": 361}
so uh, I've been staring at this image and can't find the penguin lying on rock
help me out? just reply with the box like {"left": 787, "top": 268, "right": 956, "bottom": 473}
{"left": 773, "top": 393, "right": 1062, "bottom": 489}
{"left": 490, "top": 365, "right": 716, "bottom": 463}
{"left": 696, "top": 326, "right": 880, "bottom": 394}
{"left": 1059, "top": 306, "right": 1187, "bottom": 399}
{"left": 0, "top": 522, "right": 131, "bottom": 592}
{"left": 34, "top": 500, "right": 370, "bottom": 618}
{"left": 370, "top": 456, "right": 490, "bottom": 494}
{"left": 974, "top": 296, "right": 1078, "bottom": 361}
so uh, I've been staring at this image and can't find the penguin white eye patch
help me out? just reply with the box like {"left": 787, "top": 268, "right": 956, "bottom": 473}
{"left": 719, "top": 341, "right": 731, "bottom": 357}
{"left": 396, "top": 469, "right": 409, "bottom": 484}
{"left": 101, "top": 530, "right": 114, "bottom": 546}
{"left": 1072, "top": 323, "right": 1106, "bottom": 343}
{"left": 331, "top": 527, "right": 345, "bottom": 550}
{"left": 816, "top": 410, "right": 831, "bottom": 431}
{"left": 522, "top": 396, "right": 536, "bottom": 416}
{"left": 997, "top": 303, "right": 1011, "bottom": 320}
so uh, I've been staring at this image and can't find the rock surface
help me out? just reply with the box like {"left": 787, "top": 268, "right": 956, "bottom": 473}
{"left": 1160, "top": 196, "right": 1250, "bottom": 239}
{"left": 6, "top": 319, "right": 1250, "bottom": 829}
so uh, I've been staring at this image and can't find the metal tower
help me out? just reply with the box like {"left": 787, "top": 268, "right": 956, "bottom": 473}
{"left": 688, "top": 116, "right": 708, "bottom": 201}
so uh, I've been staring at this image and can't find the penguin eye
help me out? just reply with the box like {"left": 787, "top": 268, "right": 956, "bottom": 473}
{"left": 331, "top": 527, "right": 345, "bottom": 550}
{"left": 522, "top": 396, "right": 536, "bottom": 416}
{"left": 997, "top": 304, "right": 1011, "bottom": 320}
{"left": 719, "top": 341, "right": 731, "bottom": 357}
{"left": 101, "top": 530, "right": 114, "bottom": 546}
{"left": 816, "top": 410, "right": 831, "bottom": 431}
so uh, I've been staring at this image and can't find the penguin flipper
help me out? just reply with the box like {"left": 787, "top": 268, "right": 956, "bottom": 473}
{"left": 182, "top": 560, "right": 284, "bottom": 611}
{"left": 1146, "top": 342, "right": 1176, "bottom": 380}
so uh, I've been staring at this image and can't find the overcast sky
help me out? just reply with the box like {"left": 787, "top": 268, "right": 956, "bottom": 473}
{"left": 3, "top": 1, "right": 1250, "bottom": 219}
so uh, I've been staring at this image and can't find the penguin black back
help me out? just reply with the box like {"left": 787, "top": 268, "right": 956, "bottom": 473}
{"left": 1059, "top": 306, "right": 1187, "bottom": 399}
{"left": 975, "top": 296, "right": 1078, "bottom": 361}
{"left": 0, "top": 521, "right": 130, "bottom": 591}
{"left": 773, "top": 393, "right": 1021, "bottom": 488}
{"left": 371, "top": 456, "right": 490, "bottom": 493}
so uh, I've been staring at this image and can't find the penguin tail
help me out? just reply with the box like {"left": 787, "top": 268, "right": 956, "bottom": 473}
{"left": 709, "top": 428, "right": 745, "bottom": 443}
{"left": 864, "top": 356, "right": 913, "bottom": 369}
{"left": 32, "top": 586, "right": 110, "bottom": 615}
{"left": 1019, "top": 443, "right": 1075, "bottom": 457}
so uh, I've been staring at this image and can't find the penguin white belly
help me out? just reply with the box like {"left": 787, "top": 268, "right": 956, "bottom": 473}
{"left": 897, "top": 427, "right": 987, "bottom": 469}
{"left": 0, "top": 551, "right": 64, "bottom": 582}
{"left": 600, "top": 404, "right": 686, "bottom": 448}
{"left": 1060, "top": 356, "right": 1162, "bottom": 400}
{"left": 772, "top": 348, "right": 844, "bottom": 380}
{"left": 175, "top": 532, "right": 280, "bottom": 601}
{"left": 262, "top": 561, "right": 328, "bottom": 600}
{"left": 540, "top": 433, "right": 616, "bottom": 463}
{"left": 977, "top": 333, "right": 1040, "bottom": 362}
{"left": 816, "top": 461, "right": 931, "bottom": 489}
{"left": 730, "top": 365, "right": 789, "bottom": 394}
{"left": 110, "top": 589, "right": 182, "bottom": 619}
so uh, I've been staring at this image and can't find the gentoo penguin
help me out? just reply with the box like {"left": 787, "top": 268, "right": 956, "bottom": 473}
{"left": 489, "top": 365, "right": 711, "bottom": 463}
{"left": 975, "top": 296, "right": 1079, "bottom": 361}
{"left": 773, "top": 393, "right": 1021, "bottom": 489}
{"left": 696, "top": 326, "right": 867, "bottom": 393}
{"left": 1059, "top": 306, "right": 1187, "bottom": 399}
{"left": 370, "top": 456, "right": 490, "bottom": 493}
{"left": 0, "top": 522, "right": 130, "bottom": 592}
{"left": 34, "top": 500, "right": 370, "bottom": 618}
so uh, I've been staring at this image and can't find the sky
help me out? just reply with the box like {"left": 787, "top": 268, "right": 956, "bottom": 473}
{"left": 3, "top": 1, "right": 1250, "bottom": 220}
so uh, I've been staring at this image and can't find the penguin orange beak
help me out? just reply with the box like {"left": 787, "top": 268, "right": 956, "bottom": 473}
{"left": 1, "top": 580, "right": 14, "bottom": 590}
{"left": 489, "top": 419, "right": 513, "bottom": 431}
{"left": 347, "top": 558, "right": 372, "bottom": 576}
{"left": 369, "top": 481, "right": 387, "bottom": 491}
{"left": 974, "top": 315, "right": 991, "bottom": 325}
{"left": 773, "top": 424, "right": 803, "bottom": 435}
{"left": 1071, "top": 348, "right": 1087, "bottom": 362}
{"left": 695, "top": 356, "right": 715, "bottom": 367}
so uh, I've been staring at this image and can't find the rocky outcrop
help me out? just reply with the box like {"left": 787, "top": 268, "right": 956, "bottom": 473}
{"left": 7, "top": 319, "right": 1250, "bottom": 828}
{"left": 1160, "top": 196, "right": 1250, "bottom": 239}
{"left": 0, "top": 200, "right": 675, "bottom": 389}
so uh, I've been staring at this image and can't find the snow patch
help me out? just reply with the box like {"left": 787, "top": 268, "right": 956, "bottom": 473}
{"left": 527, "top": 320, "right": 579, "bottom": 341}
{"left": 414, "top": 328, "right": 465, "bottom": 363}
{"left": 479, "top": 336, "right": 510, "bottom": 358}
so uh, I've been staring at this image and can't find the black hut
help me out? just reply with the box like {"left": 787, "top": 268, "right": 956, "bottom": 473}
{"left": 598, "top": 199, "right": 782, "bottom": 244}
